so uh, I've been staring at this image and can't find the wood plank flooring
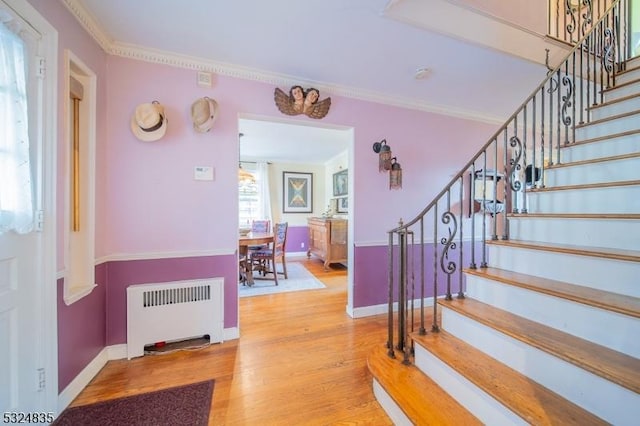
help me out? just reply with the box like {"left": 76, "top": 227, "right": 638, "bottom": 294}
{"left": 66, "top": 258, "right": 393, "bottom": 425}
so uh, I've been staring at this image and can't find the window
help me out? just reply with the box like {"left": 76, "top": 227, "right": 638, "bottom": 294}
{"left": 239, "top": 163, "right": 260, "bottom": 227}
{"left": 238, "top": 162, "right": 272, "bottom": 227}
{"left": 63, "top": 50, "right": 97, "bottom": 304}
{"left": 0, "top": 20, "right": 33, "bottom": 234}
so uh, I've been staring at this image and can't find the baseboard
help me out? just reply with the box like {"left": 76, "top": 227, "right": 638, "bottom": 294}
{"left": 57, "top": 347, "right": 110, "bottom": 412}
{"left": 352, "top": 297, "right": 435, "bottom": 318}
{"left": 57, "top": 330, "right": 239, "bottom": 412}
{"left": 224, "top": 326, "right": 239, "bottom": 340}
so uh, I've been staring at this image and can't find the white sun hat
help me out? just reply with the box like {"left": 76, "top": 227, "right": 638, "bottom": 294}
{"left": 130, "top": 101, "right": 167, "bottom": 141}
{"left": 191, "top": 96, "right": 218, "bottom": 133}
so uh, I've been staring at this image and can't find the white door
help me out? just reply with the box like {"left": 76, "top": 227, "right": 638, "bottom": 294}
{"left": 0, "top": 0, "right": 55, "bottom": 415}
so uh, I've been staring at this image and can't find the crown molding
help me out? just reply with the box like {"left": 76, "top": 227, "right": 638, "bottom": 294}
{"left": 62, "top": 0, "right": 112, "bottom": 52}
{"left": 63, "top": 0, "right": 503, "bottom": 125}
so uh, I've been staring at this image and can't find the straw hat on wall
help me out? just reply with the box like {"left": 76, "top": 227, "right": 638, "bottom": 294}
{"left": 191, "top": 97, "right": 218, "bottom": 133}
{"left": 130, "top": 101, "right": 167, "bottom": 141}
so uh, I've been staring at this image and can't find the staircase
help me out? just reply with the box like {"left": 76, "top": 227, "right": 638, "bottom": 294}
{"left": 368, "top": 3, "right": 640, "bottom": 424}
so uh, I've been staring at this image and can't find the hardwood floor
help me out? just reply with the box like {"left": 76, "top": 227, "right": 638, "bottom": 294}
{"left": 67, "top": 258, "right": 393, "bottom": 425}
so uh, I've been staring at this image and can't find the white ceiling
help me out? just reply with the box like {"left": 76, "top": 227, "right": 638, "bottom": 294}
{"left": 72, "top": 0, "right": 549, "bottom": 163}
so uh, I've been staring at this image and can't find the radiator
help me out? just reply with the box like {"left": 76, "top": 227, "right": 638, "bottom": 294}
{"left": 126, "top": 278, "right": 224, "bottom": 359}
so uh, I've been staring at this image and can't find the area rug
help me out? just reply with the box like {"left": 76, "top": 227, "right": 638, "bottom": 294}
{"left": 239, "top": 262, "right": 326, "bottom": 297}
{"left": 53, "top": 380, "right": 214, "bottom": 426}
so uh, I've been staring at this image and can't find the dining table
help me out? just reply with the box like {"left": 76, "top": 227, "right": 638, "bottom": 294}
{"left": 239, "top": 231, "right": 274, "bottom": 286}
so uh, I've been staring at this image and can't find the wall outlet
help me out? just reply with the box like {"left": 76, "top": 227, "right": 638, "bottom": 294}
{"left": 300, "top": 242, "right": 305, "bottom": 248}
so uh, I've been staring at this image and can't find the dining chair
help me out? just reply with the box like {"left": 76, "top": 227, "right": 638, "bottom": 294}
{"left": 250, "top": 222, "right": 288, "bottom": 285}
{"left": 248, "top": 219, "right": 271, "bottom": 274}
{"left": 238, "top": 254, "right": 248, "bottom": 285}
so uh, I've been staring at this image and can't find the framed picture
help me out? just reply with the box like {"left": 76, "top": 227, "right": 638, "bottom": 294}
{"left": 283, "top": 171, "right": 313, "bottom": 213}
{"left": 336, "top": 197, "right": 348, "bottom": 213}
{"left": 333, "top": 169, "right": 348, "bottom": 197}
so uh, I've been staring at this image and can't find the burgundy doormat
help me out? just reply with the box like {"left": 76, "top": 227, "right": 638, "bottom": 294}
{"left": 53, "top": 380, "right": 214, "bottom": 426}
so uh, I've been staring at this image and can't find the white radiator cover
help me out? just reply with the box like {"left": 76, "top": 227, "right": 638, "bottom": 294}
{"left": 126, "top": 277, "right": 224, "bottom": 359}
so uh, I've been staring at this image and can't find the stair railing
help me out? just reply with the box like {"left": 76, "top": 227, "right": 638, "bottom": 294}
{"left": 386, "top": 0, "right": 630, "bottom": 362}
{"left": 548, "top": 0, "right": 619, "bottom": 45}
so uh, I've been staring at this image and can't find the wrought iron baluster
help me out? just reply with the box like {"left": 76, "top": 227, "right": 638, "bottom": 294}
{"left": 419, "top": 217, "right": 426, "bottom": 335}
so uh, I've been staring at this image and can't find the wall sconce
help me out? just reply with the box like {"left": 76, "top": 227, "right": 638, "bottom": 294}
{"left": 372, "top": 139, "right": 393, "bottom": 172}
{"left": 389, "top": 157, "right": 402, "bottom": 190}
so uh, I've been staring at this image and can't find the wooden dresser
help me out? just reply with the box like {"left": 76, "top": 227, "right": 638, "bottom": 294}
{"left": 307, "top": 218, "right": 347, "bottom": 270}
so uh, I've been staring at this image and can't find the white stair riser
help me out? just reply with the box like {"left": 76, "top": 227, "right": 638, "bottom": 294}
{"left": 465, "top": 277, "right": 640, "bottom": 357}
{"left": 413, "top": 344, "right": 527, "bottom": 426}
{"left": 615, "top": 68, "right": 640, "bottom": 84}
{"left": 440, "top": 308, "right": 639, "bottom": 425}
{"left": 372, "top": 380, "right": 412, "bottom": 426}
{"left": 590, "top": 96, "right": 640, "bottom": 120}
{"left": 604, "top": 80, "right": 640, "bottom": 100}
{"left": 488, "top": 245, "right": 639, "bottom": 297}
{"left": 508, "top": 217, "right": 640, "bottom": 251}
{"left": 544, "top": 156, "right": 639, "bottom": 186}
{"left": 575, "top": 113, "right": 640, "bottom": 139}
{"left": 561, "top": 133, "right": 640, "bottom": 162}
{"left": 526, "top": 185, "right": 640, "bottom": 214}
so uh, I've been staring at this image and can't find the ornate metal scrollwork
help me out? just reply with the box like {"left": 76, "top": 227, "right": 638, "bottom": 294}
{"left": 565, "top": 0, "right": 593, "bottom": 39}
{"left": 508, "top": 136, "right": 523, "bottom": 193}
{"left": 439, "top": 211, "right": 457, "bottom": 278}
{"left": 602, "top": 27, "right": 616, "bottom": 75}
{"left": 565, "top": 0, "right": 578, "bottom": 35}
{"left": 580, "top": 0, "right": 593, "bottom": 36}
{"left": 561, "top": 75, "right": 574, "bottom": 126}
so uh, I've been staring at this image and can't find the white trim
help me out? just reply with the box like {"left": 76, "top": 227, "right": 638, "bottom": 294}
{"left": 352, "top": 297, "right": 435, "bottom": 318}
{"left": 60, "top": 0, "right": 111, "bottom": 51}
{"left": 61, "top": 0, "right": 503, "bottom": 125}
{"left": 63, "top": 49, "right": 97, "bottom": 306}
{"left": 63, "top": 283, "right": 97, "bottom": 306}
{"left": 224, "top": 327, "right": 239, "bottom": 341}
{"left": 354, "top": 240, "right": 389, "bottom": 248}
{"left": 95, "top": 248, "right": 235, "bottom": 264}
{"left": 373, "top": 379, "right": 413, "bottom": 426}
{"left": 57, "top": 346, "right": 109, "bottom": 413}
{"left": 354, "top": 234, "right": 486, "bottom": 248}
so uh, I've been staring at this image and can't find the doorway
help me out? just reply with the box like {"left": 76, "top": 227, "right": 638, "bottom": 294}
{"left": 237, "top": 115, "right": 355, "bottom": 312}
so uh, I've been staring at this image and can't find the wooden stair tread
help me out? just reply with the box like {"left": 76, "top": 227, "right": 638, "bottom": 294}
{"left": 439, "top": 298, "right": 640, "bottom": 394}
{"left": 509, "top": 213, "right": 640, "bottom": 220}
{"left": 546, "top": 151, "right": 640, "bottom": 168}
{"left": 412, "top": 330, "right": 607, "bottom": 425}
{"left": 367, "top": 344, "right": 482, "bottom": 425}
{"left": 464, "top": 267, "right": 640, "bottom": 319}
{"left": 575, "top": 107, "right": 640, "bottom": 128}
{"left": 527, "top": 179, "right": 640, "bottom": 192}
{"left": 568, "top": 128, "right": 640, "bottom": 146}
{"left": 589, "top": 92, "right": 640, "bottom": 110}
{"left": 487, "top": 239, "right": 640, "bottom": 263}
{"left": 602, "top": 77, "right": 640, "bottom": 93}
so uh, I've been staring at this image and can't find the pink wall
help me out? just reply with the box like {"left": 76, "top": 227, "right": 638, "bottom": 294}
{"left": 103, "top": 56, "right": 497, "bottom": 253}
{"left": 28, "top": 0, "right": 499, "bottom": 394}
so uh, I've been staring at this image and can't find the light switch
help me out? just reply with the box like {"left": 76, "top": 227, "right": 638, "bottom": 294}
{"left": 194, "top": 166, "right": 214, "bottom": 181}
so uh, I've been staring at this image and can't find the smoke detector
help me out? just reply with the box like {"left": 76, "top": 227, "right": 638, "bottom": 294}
{"left": 414, "top": 67, "right": 431, "bottom": 80}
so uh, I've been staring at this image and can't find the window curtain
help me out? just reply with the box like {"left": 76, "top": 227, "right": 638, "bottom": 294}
{"left": 256, "top": 162, "right": 272, "bottom": 226}
{"left": 0, "top": 17, "right": 33, "bottom": 234}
